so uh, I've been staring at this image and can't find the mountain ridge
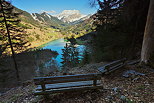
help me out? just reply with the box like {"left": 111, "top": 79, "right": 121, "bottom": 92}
{"left": 54, "top": 10, "right": 89, "bottom": 23}
{"left": 31, "top": 12, "right": 67, "bottom": 28}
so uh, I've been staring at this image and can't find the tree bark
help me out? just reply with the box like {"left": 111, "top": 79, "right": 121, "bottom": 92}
{"left": 141, "top": 0, "right": 154, "bottom": 64}
{"left": 0, "top": 0, "right": 19, "bottom": 80}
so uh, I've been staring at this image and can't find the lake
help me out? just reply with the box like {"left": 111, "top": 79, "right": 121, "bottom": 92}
{"left": 0, "top": 38, "right": 85, "bottom": 92}
{"left": 41, "top": 38, "right": 85, "bottom": 69}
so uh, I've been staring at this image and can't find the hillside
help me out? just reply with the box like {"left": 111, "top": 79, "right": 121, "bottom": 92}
{"left": 31, "top": 12, "right": 67, "bottom": 28}
{"left": 13, "top": 6, "right": 96, "bottom": 49}
{"left": 0, "top": 2, "right": 95, "bottom": 55}
{"left": 60, "top": 15, "right": 95, "bottom": 38}
{"left": 12, "top": 7, "right": 66, "bottom": 50}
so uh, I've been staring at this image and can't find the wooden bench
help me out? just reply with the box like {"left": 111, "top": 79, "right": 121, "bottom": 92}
{"left": 33, "top": 73, "right": 103, "bottom": 96}
{"left": 98, "top": 58, "right": 126, "bottom": 74}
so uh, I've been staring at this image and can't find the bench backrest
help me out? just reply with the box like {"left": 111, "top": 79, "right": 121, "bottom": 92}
{"left": 105, "top": 58, "right": 126, "bottom": 68}
{"left": 98, "top": 58, "right": 126, "bottom": 73}
{"left": 34, "top": 73, "right": 102, "bottom": 85}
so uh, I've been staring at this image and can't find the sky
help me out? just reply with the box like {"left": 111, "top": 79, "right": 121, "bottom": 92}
{"left": 10, "top": 0, "right": 98, "bottom": 15}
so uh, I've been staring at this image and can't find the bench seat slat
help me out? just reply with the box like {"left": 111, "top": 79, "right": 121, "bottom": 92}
{"left": 98, "top": 67, "right": 107, "bottom": 73}
{"left": 36, "top": 80, "right": 101, "bottom": 90}
{"left": 34, "top": 86, "right": 103, "bottom": 95}
{"left": 103, "top": 58, "right": 126, "bottom": 68}
{"left": 106, "top": 64, "right": 124, "bottom": 73}
{"left": 34, "top": 73, "right": 100, "bottom": 80}
{"left": 35, "top": 77, "right": 101, "bottom": 85}
{"left": 34, "top": 74, "right": 101, "bottom": 85}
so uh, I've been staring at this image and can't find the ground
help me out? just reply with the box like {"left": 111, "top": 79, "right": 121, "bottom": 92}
{"left": 0, "top": 62, "right": 154, "bottom": 103}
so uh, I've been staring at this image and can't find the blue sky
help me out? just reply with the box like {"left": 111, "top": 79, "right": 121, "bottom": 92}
{"left": 11, "top": 0, "right": 98, "bottom": 15}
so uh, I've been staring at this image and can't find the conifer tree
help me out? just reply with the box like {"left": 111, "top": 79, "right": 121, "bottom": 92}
{"left": 0, "top": 0, "right": 29, "bottom": 80}
{"left": 61, "top": 37, "right": 80, "bottom": 71}
{"left": 61, "top": 43, "right": 71, "bottom": 72}
{"left": 0, "top": 0, "right": 29, "bottom": 54}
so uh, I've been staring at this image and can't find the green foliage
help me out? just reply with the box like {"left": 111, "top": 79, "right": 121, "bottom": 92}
{"left": 61, "top": 43, "right": 71, "bottom": 72}
{"left": 14, "top": 7, "right": 41, "bottom": 27}
{"left": 28, "top": 37, "right": 34, "bottom": 42}
{"left": 17, "top": 23, "right": 32, "bottom": 29}
{"left": 35, "top": 34, "right": 40, "bottom": 40}
{"left": 89, "top": 0, "right": 149, "bottom": 62}
{"left": 60, "top": 18, "right": 95, "bottom": 38}
{"left": 61, "top": 37, "right": 80, "bottom": 71}
{"left": 0, "top": 1, "right": 30, "bottom": 55}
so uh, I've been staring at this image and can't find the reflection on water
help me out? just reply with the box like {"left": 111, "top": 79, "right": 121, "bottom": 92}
{"left": 42, "top": 39, "right": 66, "bottom": 68}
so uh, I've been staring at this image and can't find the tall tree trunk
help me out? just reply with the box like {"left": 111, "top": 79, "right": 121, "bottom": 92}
{"left": 141, "top": 0, "right": 154, "bottom": 64}
{"left": 0, "top": 0, "right": 19, "bottom": 80}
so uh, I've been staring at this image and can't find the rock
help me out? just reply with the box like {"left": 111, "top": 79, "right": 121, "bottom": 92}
{"left": 112, "top": 87, "right": 121, "bottom": 93}
{"left": 107, "top": 96, "right": 113, "bottom": 100}
{"left": 132, "top": 77, "right": 140, "bottom": 82}
{"left": 133, "top": 92, "right": 139, "bottom": 97}
{"left": 105, "top": 96, "right": 113, "bottom": 102}
{"left": 122, "top": 70, "right": 145, "bottom": 78}
{"left": 120, "top": 95, "right": 126, "bottom": 101}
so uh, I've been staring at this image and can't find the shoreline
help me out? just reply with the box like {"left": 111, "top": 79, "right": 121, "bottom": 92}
{"left": 28, "top": 37, "right": 63, "bottom": 50}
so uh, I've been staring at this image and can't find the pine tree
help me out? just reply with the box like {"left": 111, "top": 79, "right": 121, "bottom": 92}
{"left": 70, "top": 45, "right": 80, "bottom": 67}
{"left": 61, "top": 43, "right": 71, "bottom": 72}
{"left": 61, "top": 37, "right": 80, "bottom": 71}
{"left": 91, "top": 0, "right": 124, "bottom": 61}
{"left": 0, "top": 0, "right": 29, "bottom": 55}
{"left": 0, "top": 0, "right": 29, "bottom": 80}
{"left": 68, "top": 36, "right": 80, "bottom": 67}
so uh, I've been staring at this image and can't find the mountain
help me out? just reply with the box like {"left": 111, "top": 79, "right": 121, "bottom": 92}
{"left": 60, "top": 15, "right": 96, "bottom": 38}
{"left": 31, "top": 12, "right": 67, "bottom": 28}
{"left": 13, "top": 7, "right": 64, "bottom": 49}
{"left": 14, "top": 7, "right": 67, "bottom": 28}
{"left": 13, "top": 6, "right": 95, "bottom": 49}
{"left": 70, "top": 14, "right": 92, "bottom": 24}
{"left": 55, "top": 10, "right": 87, "bottom": 23}
{"left": 14, "top": 7, "right": 40, "bottom": 27}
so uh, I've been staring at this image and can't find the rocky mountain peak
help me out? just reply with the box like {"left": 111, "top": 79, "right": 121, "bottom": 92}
{"left": 55, "top": 10, "right": 87, "bottom": 23}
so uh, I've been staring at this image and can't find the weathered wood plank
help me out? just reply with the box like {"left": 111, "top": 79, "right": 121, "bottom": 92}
{"left": 34, "top": 86, "right": 103, "bottom": 95}
{"left": 104, "top": 58, "right": 126, "bottom": 68}
{"left": 105, "top": 64, "right": 124, "bottom": 74}
{"left": 34, "top": 73, "right": 102, "bottom": 85}
{"left": 98, "top": 67, "right": 107, "bottom": 73}
{"left": 34, "top": 73, "right": 100, "bottom": 80}
{"left": 35, "top": 77, "right": 101, "bottom": 85}
{"left": 98, "top": 58, "right": 126, "bottom": 74}
{"left": 36, "top": 81, "right": 101, "bottom": 90}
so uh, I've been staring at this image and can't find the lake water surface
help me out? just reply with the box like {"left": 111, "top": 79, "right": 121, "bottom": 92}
{"left": 42, "top": 38, "right": 85, "bottom": 68}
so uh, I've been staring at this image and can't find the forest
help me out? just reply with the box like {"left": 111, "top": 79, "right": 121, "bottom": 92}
{"left": 0, "top": 0, "right": 154, "bottom": 102}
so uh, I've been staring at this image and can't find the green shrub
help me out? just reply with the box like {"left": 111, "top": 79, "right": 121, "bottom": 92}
{"left": 28, "top": 37, "right": 34, "bottom": 42}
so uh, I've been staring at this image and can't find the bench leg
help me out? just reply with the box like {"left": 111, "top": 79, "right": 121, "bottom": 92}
{"left": 93, "top": 79, "right": 97, "bottom": 86}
